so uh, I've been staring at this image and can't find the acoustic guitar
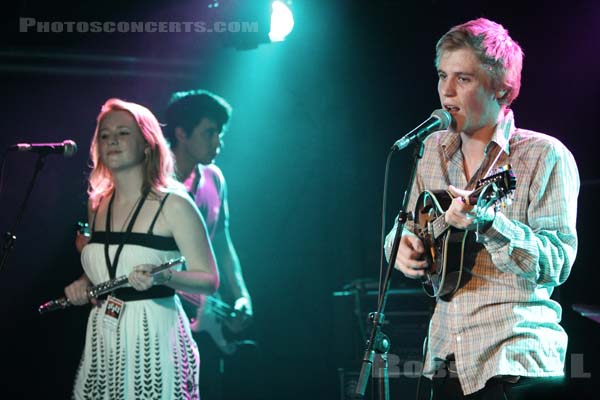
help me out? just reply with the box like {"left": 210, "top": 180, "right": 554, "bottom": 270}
{"left": 414, "top": 165, "right": 516, "bottom": 298}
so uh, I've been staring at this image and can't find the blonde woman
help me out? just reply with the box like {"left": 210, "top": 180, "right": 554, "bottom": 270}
{"left": 65, "top": 98, "right": 219, "bottom": 399}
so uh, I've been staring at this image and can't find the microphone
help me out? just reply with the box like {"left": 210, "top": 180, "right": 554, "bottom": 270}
{"left": 8, "top": 139, "right": 78, "bottom": 157}
{"left": 392, "top": 109, "right": 452, "bottom": 151}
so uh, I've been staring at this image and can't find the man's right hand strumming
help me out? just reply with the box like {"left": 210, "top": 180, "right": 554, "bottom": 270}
{"left": 394, "top": 234, "right": 429, "bottom": 279}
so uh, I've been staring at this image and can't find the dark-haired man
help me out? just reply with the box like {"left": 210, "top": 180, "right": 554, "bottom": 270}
{"left": 166, "top": 89, "right": 254, "bottom": 400}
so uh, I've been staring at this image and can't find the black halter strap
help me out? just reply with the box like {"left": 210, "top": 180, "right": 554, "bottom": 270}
{"left": 147, "top": 193, "right": 171, "bottom": 234}
{"left": 91, "top": 209, "right": 98, "bottom": 233}
{"left": 104, "top": 190, "right": 149, "bottom": 280}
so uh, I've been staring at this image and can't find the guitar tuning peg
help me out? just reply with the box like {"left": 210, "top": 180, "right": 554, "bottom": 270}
{"left": 494, "top": 201, "right": 503, "bottom": 212}
{"left": 507, "top": 192, "right": 515, "bottom": 203}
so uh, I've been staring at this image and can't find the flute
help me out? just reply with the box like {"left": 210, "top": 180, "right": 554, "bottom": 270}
{"left": 38, "top": 256, "right": 185, "bottom": 314}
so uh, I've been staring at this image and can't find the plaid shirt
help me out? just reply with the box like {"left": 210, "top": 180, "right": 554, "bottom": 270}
{"left": 385, "top": 110, "right": 579, "bottom": 395}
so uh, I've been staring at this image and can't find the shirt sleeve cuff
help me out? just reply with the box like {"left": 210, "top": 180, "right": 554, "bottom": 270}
{"left": 384, "top": 223, "right": 416, "bottom": 261}
{"left": 475, "top": 211, "right": 512, "bottom": 253}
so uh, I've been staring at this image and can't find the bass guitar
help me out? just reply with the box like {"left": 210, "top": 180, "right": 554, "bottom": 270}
{"left": 415, "top": 165, "right": 516, "bottom": 298}
{"left": 178, "top": 291, "right": 251, "bottom": 355}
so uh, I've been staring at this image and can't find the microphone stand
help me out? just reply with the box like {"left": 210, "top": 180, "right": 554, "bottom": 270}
{"left": 355, "top": 140, "right": 425, "bottom": 399}
{"left": 0, "top": 153, "right": 48, "bottom": 272}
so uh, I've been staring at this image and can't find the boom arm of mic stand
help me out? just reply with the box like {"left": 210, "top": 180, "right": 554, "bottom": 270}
{"left": 355, "top": 140, "right": 425, "bottom": 399}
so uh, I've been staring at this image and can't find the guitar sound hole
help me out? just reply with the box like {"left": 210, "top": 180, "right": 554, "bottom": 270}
{"left": 420, "top": 204, "right": 433, "bottom": 213}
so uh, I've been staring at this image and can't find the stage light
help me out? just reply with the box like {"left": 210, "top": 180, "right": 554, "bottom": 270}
{"left": 269, "top": 1, "right": 294, "bottom": 43}
{"left": 203, "top": 0, "right": 295, "bottom": 49}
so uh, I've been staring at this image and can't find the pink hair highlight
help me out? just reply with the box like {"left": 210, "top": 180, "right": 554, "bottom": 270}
{"left": 435, "top": 18, "right": 524, "bottom": 106}
{"left": 88, "top": 98, "right": 178, "bottom": 209}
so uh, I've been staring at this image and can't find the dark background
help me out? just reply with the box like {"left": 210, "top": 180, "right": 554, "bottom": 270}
{"left": 0, "top": 0, "right": 598, "bottom": 399}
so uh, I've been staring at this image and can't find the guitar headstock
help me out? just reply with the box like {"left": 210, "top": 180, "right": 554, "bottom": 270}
{"left": 76, "top": 221, "right": 90, "bottom": 237}
{"left": 467, "top": 164, "right": 517, "bottom": 209}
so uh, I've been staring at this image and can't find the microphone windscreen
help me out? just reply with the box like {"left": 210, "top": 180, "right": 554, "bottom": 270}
{"left": 63, "top": 139, "right": 78, "bottom": 158}
{"left": 430, "top": 109, "right": 452, "bottom": 130}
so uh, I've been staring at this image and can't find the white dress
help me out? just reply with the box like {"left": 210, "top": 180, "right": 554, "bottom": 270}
{"left": 72, "top": 232, "right": 200, "bottom": 400}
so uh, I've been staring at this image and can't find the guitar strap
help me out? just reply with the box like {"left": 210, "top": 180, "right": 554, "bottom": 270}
{"left": 471, "top": 144, "right": 508, "bottom": 244}
{"left": 186, "top": 164, "right": 202, "bottom": 201}
{"left": 471, "top": 143, "right": 505, "bottom": 190}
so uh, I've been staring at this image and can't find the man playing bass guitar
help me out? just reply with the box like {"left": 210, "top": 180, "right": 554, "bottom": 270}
{"left": 165, "top": 90, "right": 255, "bottom": 400}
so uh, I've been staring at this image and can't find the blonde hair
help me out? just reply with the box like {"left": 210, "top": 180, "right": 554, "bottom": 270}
{"left": 88, "top": 98, "right": 180, "bottom": 209}
{"left": 435, "top": 18, "right": 524, "bottom": 106}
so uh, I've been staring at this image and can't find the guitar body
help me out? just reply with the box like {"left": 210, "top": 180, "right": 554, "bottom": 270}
{"left": 412, "top": 165, "right": 517, "bottom": 298}
{"left": 178, "top": 292, "right": 241, "bottom": 355}
{"left": 415, "top": 190, "right": 468, "bottom": 298}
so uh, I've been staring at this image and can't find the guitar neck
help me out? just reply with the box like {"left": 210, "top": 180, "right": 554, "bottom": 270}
{"left": 178, "top": 291, "right": 203, "bottom": 307}
{"left": 428, "top": 169, "right": 510, "bottom": 240}
{"left": 428, "top": 188, "right": 483, "bottom": 240}
{"left": 431, "top": 214, "right": 451, "bottom": 240}
{"left": 88, "top": 256, "right": 185, "bottom": 298}
{"left": 178, "top": 291, "right": 231, "bottom": 309}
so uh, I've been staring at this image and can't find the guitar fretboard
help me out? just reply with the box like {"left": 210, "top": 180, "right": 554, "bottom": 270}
{"left": 431, "top": 214, "right": 450, "bottom": 240}
{"left": 424, "top": 165, "right": 515, "bottom": 240}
